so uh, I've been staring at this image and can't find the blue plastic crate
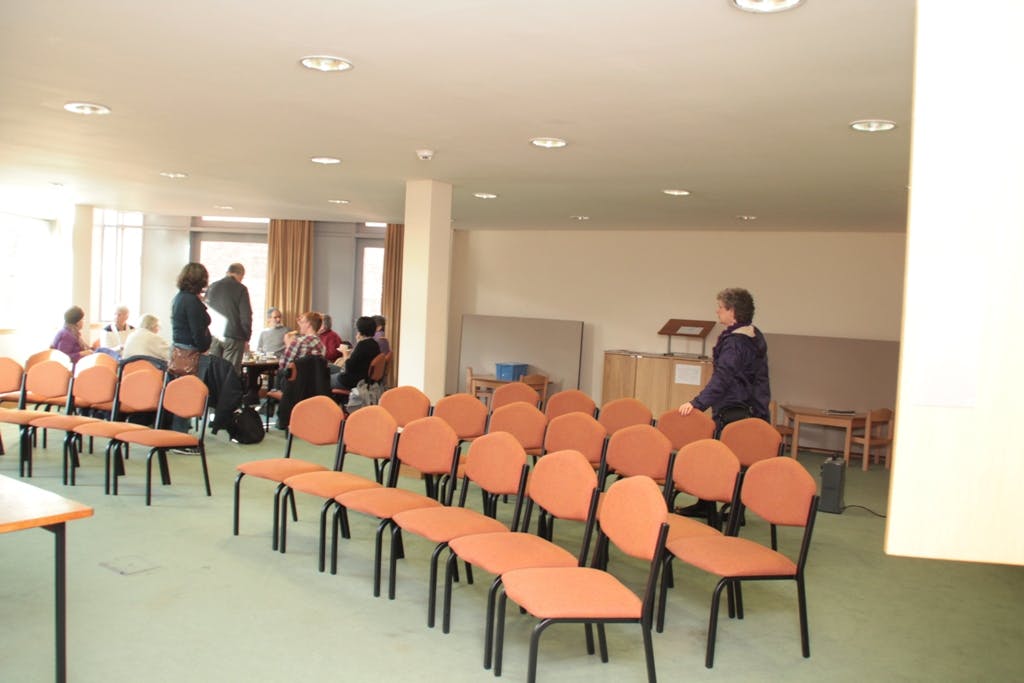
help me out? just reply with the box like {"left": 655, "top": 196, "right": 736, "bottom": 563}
{"left": 496, "top": 363, "right": 528, "bottom": 381}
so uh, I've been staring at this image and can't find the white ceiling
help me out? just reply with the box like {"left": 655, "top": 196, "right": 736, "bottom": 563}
{"left": 0, "top": 0, "right": 916, "bottom": 231}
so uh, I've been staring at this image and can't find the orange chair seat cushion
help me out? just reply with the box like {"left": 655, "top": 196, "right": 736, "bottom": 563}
{"left": 671, "top": 536, "right": 798, "bottom": 577}
{"left": 237, "top": 458, "right": 327, "bottom": 482}
{"left": 73, "top": 421, "right": 149, "bottom": 438}
{"left": 283, "top": 471, "right": 381, "bottom": 498}
{"left": 0, "top": 409, "right": 49, "bottom": 426}
{"left": 24, "top": 393, "right": 68, "bottom": 406}
{"left": 448, "top": 532, "right": 577, "bottom": 574}
{"left": 29, "top": 414, "right": 99, "bottom": 430}
{"left": 501, "top": 566, "right": 642, "bottom": 620}
{"left": 392, "top": 507, "right": 508, "bottom": 543}
{"left": 335, "top": 487, "right": 442, "bottom": 519}
{"left": 665, "top": 513, "right": 724, "bottom": 543}
{"left": 116, "top": 428, "right": 200, "bottom": 448}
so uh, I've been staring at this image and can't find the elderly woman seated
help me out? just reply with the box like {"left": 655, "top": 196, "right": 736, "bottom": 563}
{"left": 123, "top": 314, "right": 171, "bottom": 361}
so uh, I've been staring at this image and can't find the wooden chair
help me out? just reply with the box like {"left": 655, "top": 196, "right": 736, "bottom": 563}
{"left": 544, "top": 389, "right": 596, "bottom": 420}
{"left": 519, "top": 373, "right": 549, "bottom": 408}
{"left": 597, "top": 397, "right": 653, "bottom": 435}
{"left": 768, "top": 400, "right": 794, "bottom": 456}
{"left": 850, "top": 408, "right": 894, "bottom": 470}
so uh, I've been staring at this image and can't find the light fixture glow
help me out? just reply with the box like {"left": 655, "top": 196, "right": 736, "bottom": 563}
{"left": 570, "top": 215, "right": 590, "bottom": 221}
{"left": 328, "top": 199, "right": 350, "bottom": 204}
{"left": 159, "top": 171, "right": 189, "bottom": 179}
{"left": 310, "top": 156, "right": 341, "bottom": 165}
{"left": 365, "top": 221, "right": 387, "bottom": 228}
{"left": 530, "top": 137, "right": 568, "bottom": 149}
{"left": 299, "top": 55, "right": 354, "bottom": 72}
{"left": 213, "top": 205, "right": 234, "bottom": 210}
{"left": 662, "top": 189, "right": 692, "bottom": 196}
{"left": 731, "top": 0, "right": 804, "bottom": 13}
{"left": 63, "top": 101, "right": 111, "bottom": 115}
{"left": 735, "top": 215, "right": 758, "bottom": 221}
{"left": 200, "top": 216, "right": 270, "bottom": 224}
{"left": 850, "top": 119, "right": 897, "bottom": 133}
{"left": 473, "top": 192, "right": 498, "bottom": 199}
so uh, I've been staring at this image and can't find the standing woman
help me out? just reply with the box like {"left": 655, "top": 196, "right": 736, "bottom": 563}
{"left": 171, "top": 262, "right": 212, "bottom": 362}
{"left": 51, "top": 305, "right": 93, "bottom": 364}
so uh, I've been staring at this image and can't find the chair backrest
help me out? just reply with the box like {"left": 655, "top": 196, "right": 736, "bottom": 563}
{"left": 670, "top": 438, "right": 741, "bottom": 503}
{"left": 122, "top": 357, "right": 165, "bottom": 375}
{"left": 741, "top": 457, "right": 817, "bottom": 528}
{"left": 160, "top": 374, "right": 209, "bottom": 420}
{"left": 367, "top": 353, "right": 387, "bottom": 383}
{"left": 0, "top": 357, "right": 24, "bottom": 394}
{"left": 863, "top": 408, "right": 894, "bottom": 438}
{"left": 656, "top": 408, "right": 715, "bottom": 451}
{"left": 27, "top": 348, "right": 72, "bottom": 370}
{"left": 379, "top": 385, "right": 432, "bottom": 427}
{"left": 527, "top": 449, "right": 598, "bottom": 522}
{"left": 25, "top": 360, "right": 72, "bottom": 400}
{"left": 720, "top": 417, "right": 782, "bottom": 468}
{"left": 394, "top": 416, "right": 460, "bottom": 477}
{"left": 603, "top": 423, "right": 673, "bottom": 482}
{"left": 342, "top": 405, "right": 399, "bottom": 461}
{"left": 289, "top": 395, "right": 345, "bottom": 446}
{"left": 74, "top": 352, "right": 118, "bottom": 375}
{"left": 71, "top": 365, "right": 118, "bottom": 407}
{"left": 543, "top": 411, "right": 607, "bottom": 467}
{"left": 598, "top": 397, "right": 653, "bottom": 435}
{"left": 491, "top": 381, "right": 540, "bottom": 411}
{"left": 487, "top": 401, "right": 547, "bottom": 452}
{"left": 544, "top": 389, "right": 596, "bottom": 420}
{"left": 599, "top": 475, "right": 669, "bottom": 562}
{"left": 464, "top": 431, "right": 529, "bottom": 496}
{"left": 432, "top": 393, "right": 488, "bottom": 440}
{"left": 116, "top": 365, "right": 164, "bottom": 413}
{"left": 519, "top": 373, "right": 550, "bottom": 406}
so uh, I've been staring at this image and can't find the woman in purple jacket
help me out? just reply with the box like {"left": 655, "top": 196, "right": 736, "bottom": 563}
{"left": 51, "top": 305, "right": 92, "bottom": 364}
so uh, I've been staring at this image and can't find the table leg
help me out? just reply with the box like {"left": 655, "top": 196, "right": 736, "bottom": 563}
{"left": 790, "top": 418, "right": 802, "bottom": 459}
{"left": 45, "top": 521, "right": 67, "bottom": 683}
{"left": 843, "top": 423, "right": 854, "bottom": 468}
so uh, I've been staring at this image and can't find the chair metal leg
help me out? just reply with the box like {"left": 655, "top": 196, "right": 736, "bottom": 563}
{"left": 145, "top": 448, "right": 155, "bottom": 506}
{"left": 484, "top": 578, "right": 502, "bottom": 668}
{"left": 279, "top": 488, "right": 292, "bottom": 554}
{"left": 233, "top": 473, "right": 245, "bottom": 535}
{"left": 197, "top": 444, "right": 211, "bottom": 496}
{"left": 427, "top": 542, "right": 449, "bottom": 627}
{"left": 442, "top": 551, "right": 457, "bottom": 635}
{"left": 527, "top": 620, "right": 555, "bottom": 683}
{"left": 596, "top": 622, "right": 609, "bottom": 662}
{"left": 494, "top": 591, "right": 508, "bottom": 677}
{"left": 797, "top": 576, "right": 810, "bottom": 658}
{"left": 318, "top": 499, "right": 333, "bottom": 572}
{"left": 706, "top": 579, "right": 729, "bottom": 668}
{"left": 272, "top": 483, "right": 285, "bottom": 550}
{"left": 641, "top": 623, "right": 657, "bottom": 682}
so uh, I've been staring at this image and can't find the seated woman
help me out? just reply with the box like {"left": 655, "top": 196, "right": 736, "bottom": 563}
{"left": 51, "top": 305, "right": 93, "bottom": 364}
{"left": 257, "top": 307, "right": 287, "bottom": 356}
{"left": 123, "top": 314, "right": 171, "bottom": 361}
{"left": 318, "top": 314, "right": 346, "bottom": 362}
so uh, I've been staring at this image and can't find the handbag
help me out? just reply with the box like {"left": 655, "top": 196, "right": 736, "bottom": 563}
{"left": 169, "top": 346, "right": 201, "bottom": 376}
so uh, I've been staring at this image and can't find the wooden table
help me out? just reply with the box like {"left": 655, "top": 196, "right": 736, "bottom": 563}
{"left": 0, "top": 475, "right": 93, "bottom": 682}
{"left": 241, "top": 358, "right": 280, "bottom": 403}
{"left": 781, "top": 405, "right": 866, "bottom": 464}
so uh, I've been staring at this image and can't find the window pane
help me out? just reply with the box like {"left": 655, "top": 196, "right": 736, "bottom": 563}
{"left": 197, "top": 239, "right": 267, "bottom": 340}
{"left": 360, "top": 246, "right": 384, "bottom": 317}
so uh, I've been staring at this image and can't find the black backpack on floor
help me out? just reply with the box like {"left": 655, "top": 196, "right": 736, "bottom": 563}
{"left": 228, "top": 406, "right": 265, "bottom": 444}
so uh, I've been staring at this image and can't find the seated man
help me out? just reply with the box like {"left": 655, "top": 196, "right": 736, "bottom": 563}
{"left": 277, "top": 311, "right": 326, "bottom": 388}
{"left": 330, "top": 316, "right": 380, "bottom": 392}
{"left": 257, "top": 307, "right": 287, "bottom": 355}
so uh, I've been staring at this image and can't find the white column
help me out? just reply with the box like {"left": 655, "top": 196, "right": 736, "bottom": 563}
{"left": 886, "top": 2, "right": 1024, "bottom": 564}
{"left": 397, "top": 180, "right": 453, "bottom": 400}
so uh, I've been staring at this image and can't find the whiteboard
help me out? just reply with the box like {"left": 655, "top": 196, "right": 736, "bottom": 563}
{"left": 457, "top": 314, "right": 584, "bottom": 394}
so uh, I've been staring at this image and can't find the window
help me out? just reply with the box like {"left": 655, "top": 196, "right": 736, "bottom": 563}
{"left": 94, "top": 209, "right": 143, "bottom": 323}
{"left": 0, "top": 212, "right": 61, "bottom": 332}
{"left": 191, "top": 232, "right": 267, "bottom": 338}
{"left": 356, "top": 242, "right": 385, "bottom": 318}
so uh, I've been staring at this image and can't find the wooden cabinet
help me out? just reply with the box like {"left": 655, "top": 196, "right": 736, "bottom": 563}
{"left": 602, "top": 350, "right": 712, "bottom": 416}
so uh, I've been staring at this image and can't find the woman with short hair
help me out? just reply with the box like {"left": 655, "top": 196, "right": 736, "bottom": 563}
{"left": 51, "top": 305, "right": 92, "bottom": 364}
{"left": 123, "top": 314, "right": 171, "bottom": 361}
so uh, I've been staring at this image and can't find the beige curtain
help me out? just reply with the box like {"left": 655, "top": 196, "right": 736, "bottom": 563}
{"left": 266, "top": 219, "right": 313, "bottom": 330}
{"left": 382, "top": 223, "right": 404, "bottom": 386}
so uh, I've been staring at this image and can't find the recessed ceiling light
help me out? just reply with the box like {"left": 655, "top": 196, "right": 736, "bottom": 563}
{"left": 473, "top": 192, "right": 498, "bottom": 199}
{"left": 310, "top": 156, "right": 341, "bottom": 165}
{"left": 662, "top": 189, "right": 692, "bottom": 196}
{"left": 63, "top": 101, "right": 111, "bottom": 115}
{"left": 299, "top": 55, "right": 353, "bottom": 72}
{"left": 159, "top": 171, "right": 188, "bottom": 179}
{"left": 213, "top": 205, "right": 233, "bottom": 210}
{"left": 570, "top": 215, "right": 590, "bottom": 221}
{"left": 328, "top": 199, "right": 350, "bottom": 204}
{"left": 850, "top": 119, "right": 897, "bottom": 133}
{"left": 731, "top": 0, "right": 804, "bottom": 13}
{"left": 365, "top": 221, "right": 387, "bottom": 228}
{"left": 736, "top": 215, "right": 758, "bottom": 221}
{"left": 530, "top": 137, "right": 568, "bottom": 149}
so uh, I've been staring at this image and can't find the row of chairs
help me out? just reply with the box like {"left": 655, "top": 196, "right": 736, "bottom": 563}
{"left": 231, "top": 394, "right": 818, "bottom": 681}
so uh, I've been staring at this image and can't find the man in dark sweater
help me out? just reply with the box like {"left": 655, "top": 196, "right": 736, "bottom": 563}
{"left": 330, "top": 315, "right": 380, "bottom": 393}
{"left": 205, "top": 262, "right": 253, "bottom": 374}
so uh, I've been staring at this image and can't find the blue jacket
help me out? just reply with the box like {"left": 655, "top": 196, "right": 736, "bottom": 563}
{"left": 691, "top": 323, "right": 770, "bottom": 421}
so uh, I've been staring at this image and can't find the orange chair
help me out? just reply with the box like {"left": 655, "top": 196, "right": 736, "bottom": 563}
{"left": 444, "top": 449, "right": 600, "bottom": 659}
{"left": 487, "top": 401, "right": 547, "bottom": 458}
{"left": 378, "top": 385, "right": 431, "bottom": 428}
{"left": 0, "top": 359, "right": 73, "bottom": 476}
{"left": 491, "top": 381, "right": 540, "bottom": 411}
{"left": 72, "top": 364, "right": 164, "bottom": 494}
{"left": 233, "top": 396, "right": 347, "bottom": 548}
{"left": 432, "top": 392, "right": 488, "bottom": 446}
{"left": 768, "top": 399, "right": 794, "bottom": 456}
{"left": 26, "top": 348, "right": 72, "bottom": 371}
{"left": 656, "top": 439, "right": 742, "bottom": 632}
{"left": 331, "top": 351, "right": 388, "bottom": 405}
{"left": 720, "top": 417, "right": 782, "bottom": 468}
{"left": 277, "top": 406, "right": 399, "bottom": 570}
{"left": 331, "top": 416, "right": 461, "bottom": 597}
{"left": 668, "top": 457, "right": 820, "bottom": 668}
{"left": 544, "top": 389, "right": 596, "bottom": 421}
{"left": 29, "top": 365, "right": 118, "bottom": 485}
{"left": 656, "top": 408, "right": 715, "bottom": 451}
{"left": 850, "top": 408, "right": 894, "bottom": 470}
{"left": 391, "top": 431, "right": 529, "bottom": 624}
{"left": 0, "top": 357, "right": 25, "bottom": 455}
{"left": 73, "top": 352, "right": 118, "bottom": 375}
{"left": 541, "top": 411, "right": 607, "bottom": 470}
{"left": 597, "top": 397, "right": 653, "bottom": 435}
{"left": 493, "top": 475, "right": 670, "bottom": 683}
{"left": 600, "top": 423, "right": 674, "bottom": 489}
{"left": 114, "top": 374, "right": 212, "bottom": 505}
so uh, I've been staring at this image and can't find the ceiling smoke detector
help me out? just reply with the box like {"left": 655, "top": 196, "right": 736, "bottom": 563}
{"left": 416, "top": 149, "right": 435, "bottom": 161}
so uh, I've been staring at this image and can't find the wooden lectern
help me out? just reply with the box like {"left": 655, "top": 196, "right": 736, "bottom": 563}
{"left": 657, "top": 319, "right": 716, "bottom": 357}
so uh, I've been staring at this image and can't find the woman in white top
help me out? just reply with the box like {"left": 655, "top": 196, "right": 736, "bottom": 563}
{"left": 123, "top": 314, "right": 171, "bottom": 361}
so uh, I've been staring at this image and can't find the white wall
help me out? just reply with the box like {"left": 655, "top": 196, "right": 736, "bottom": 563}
{"left": 448, "top": 229, "right": 906, "bottom": 396}
{"left": 312, "top": 221, "right": 357, "bottom": 339}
